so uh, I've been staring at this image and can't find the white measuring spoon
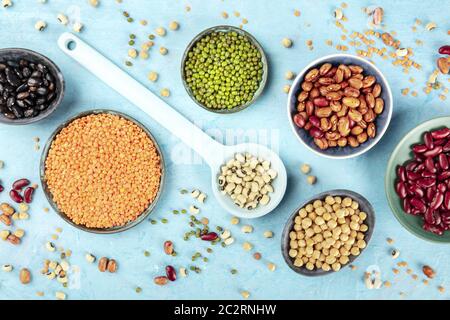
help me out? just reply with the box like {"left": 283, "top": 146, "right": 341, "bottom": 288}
{"left": 57, "top": 32, "right": 287, "bottom": 219}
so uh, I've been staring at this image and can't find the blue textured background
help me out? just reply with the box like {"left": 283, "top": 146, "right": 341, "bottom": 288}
{"left": 0, "top": 0, "right": 449, "bottom": 300}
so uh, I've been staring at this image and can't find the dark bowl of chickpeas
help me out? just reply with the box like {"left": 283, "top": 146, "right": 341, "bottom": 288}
{"left": 281, "top": 189, "right": 375, "bottom": 276}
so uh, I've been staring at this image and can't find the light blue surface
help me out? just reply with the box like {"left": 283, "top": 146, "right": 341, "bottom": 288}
{"left": 0, "top": 0, "right": 449, "bottom": 300}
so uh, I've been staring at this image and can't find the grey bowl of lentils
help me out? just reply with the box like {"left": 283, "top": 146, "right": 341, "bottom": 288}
{"left": 0, "top": 48, "right": 65, "bottom": 125}
{"left": 181, "top": 25, "right": 268, "bottom": 114}
{"left": 281, "top": 189, "right": 375, "bottom": 276}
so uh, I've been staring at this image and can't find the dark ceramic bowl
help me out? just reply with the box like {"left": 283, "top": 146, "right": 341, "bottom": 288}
{"left": 287, "top": 54, "right": 393, "bottom": 159}
{"left": 181, "top": 25, "right": 268, "bottom": 114}
{"left": 281, "top": 189, "right": 375, "bottom": 276}
{"left": 0, "top": 48, "right": 65, "bottom": 125}
{"left": 40, "top": 109, "right": 165, "bottom": 234}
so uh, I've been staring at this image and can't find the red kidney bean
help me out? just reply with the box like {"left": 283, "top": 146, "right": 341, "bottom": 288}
{"left": 445, "top": 192, "right": 450, "bottom": 210}
{"left": 439, "top": 153, "right": 449, "bottom": 170}
{"left": 422, "top": 171, "right": 436, "bottom": 179}
{"left": 425, "top": 208, "right": 436, "bottom": 224}
{"left": 397, "top": 166, "right": 406, "bottom": 182}
{"left": 201, "top": 232, "right": 218, "bottom": 241}
{"left": 439, "top": 45, "right": 450, "bottom": 55}
{"left": 426, "top": 187, "right": 437, "bottom": 202}
{"left": 443, "top": 141, "right": 450, "bottom": 152}
{"left": 0, "top": 185, "right": 3, "bottom": 193}
{"left": 431, "top": 192, "right": 444, "bottom": 211}
{"left": 403, "top": 198, "right": 412, "bottom": 214}
{"left": 410, "top": 197, "right": 427, "bottom": 213}
{"left": 313, "top": 97, "right": 329, "bottom": 107}
{"left": 309, "top": 127, "right": 324, "bottom": 138}
{"left": 406, "top": 171, "right": 421, "bottom": 181}
{"left": 414, "top": 163, "right": 425, "bottom": 173}
{"left": 412, "top": 144, "right": 428, "bottom": 154}
{"left": 424, "top": 146, "right": 443, "bottom": 158}
{"left": 423, "top": 223, "right": 444, "bottom": 235}
{"left": 424, "top": 132, "right": 434, "bottom": 149}
{"left": 431, "top": 128, "right": 450, "bottom": 140}
{"left": 425, "top": 158, "right": 437, "bottom": 173}
{"left": 409, "top": 184, "right": 424, "bottom": 197}
{"left": 23, "top": 187, "right": 34, "bottom": 204}
{"left": 12, "top": 178, "right": 30, "bottom": 191}
{"left": 165, "top": 265, "right": 177, "bottom": 281}
{"left": 405, "top": 161, "right": 418, "bottom": 172}
{"left": 9, "top": 189, "right": 23, "bottom": 203}
{"left": 396, "top": 182, "right": 408, "bottom": 199}
{"left": 434, "top": 139, "right": 446, "bottom": 146}
{"left": 417, "top": 178, "right": 436, "bottom": 188}
{"left": 442, "top": 212, "right": 450, "bottom": 225}
{"left": 438, "top": 183, "right": 447, "bottom": 193}
{"left": 438, "top": 171, "right": 450, "bottom": 181}
{"left": 293, "top": 114, "right": 306, "bottom": 128}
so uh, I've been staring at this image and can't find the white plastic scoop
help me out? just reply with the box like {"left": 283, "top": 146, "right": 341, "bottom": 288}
{"left": 57, "top": 32, "right": 287, "bottom": 219}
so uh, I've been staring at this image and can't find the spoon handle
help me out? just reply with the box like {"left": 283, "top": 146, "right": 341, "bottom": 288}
{"left": 57, "top": 32, "right": 223, "bottom": 167}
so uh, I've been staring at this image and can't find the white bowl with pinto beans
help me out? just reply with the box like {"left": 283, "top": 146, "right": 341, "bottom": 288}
{"left": 287, "top": 54, "right": 393, "bottom": 159}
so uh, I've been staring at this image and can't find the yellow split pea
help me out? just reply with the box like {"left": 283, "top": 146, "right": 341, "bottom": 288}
{"left": 45, "top": 113, "right": 162, "bottom": 229}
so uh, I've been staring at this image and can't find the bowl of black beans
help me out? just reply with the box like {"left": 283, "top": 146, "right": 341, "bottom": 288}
{"left": 0, "top": 48, "right": 65, "bottom": 125}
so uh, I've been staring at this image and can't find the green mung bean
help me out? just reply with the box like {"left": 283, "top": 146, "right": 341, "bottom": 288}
{"left": 184, "top": 31, "right": 263, "bottom": 110}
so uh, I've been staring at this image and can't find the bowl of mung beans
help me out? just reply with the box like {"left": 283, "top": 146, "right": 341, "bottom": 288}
{"left": 40, "top": 109, "right": 165, "bottom": 234}
{"left": 281, "top": 189, "right": 375, "bottom": 276}
{"left": 181, "top": 25, "right": 268, "bottom": 113}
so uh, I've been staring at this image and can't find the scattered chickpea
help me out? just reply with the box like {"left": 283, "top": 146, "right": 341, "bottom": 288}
{"left": 128, "top": 48, "right": 138, "bottom": 59}
{"left": 221, "top": 11, "right": 228, "bottom": 19}
{"left": 285, "top": 71, "right": 295, "bottom": 80}
{"left": 267, "top": 263, "right": 276, "bottom": 271}
{"left": 438, "top": 285, "right": 445, "bottom": 293}
{"left": 281, "top": 38, "right": 293, "bottom": 48}
{"left": 34, "top": 20, "right": 47, "bottom": 31}
{"left": 300, "top": 164, "right": 311, "bottom": 174}
{"left": 306, "top": 175, "right": 317, "bottom": 185}
{"left": 159, "top": 47, "right": 168, "bottom": 55}
{"left": 155, "top": 27, "right": 166, "bottom": 36}
{"left": 169, "top": 21, "right": 179, "bottom": 31}
{"left": 160, "top": 88, "right": 170, "bottom": 97}
{"left": 88, "top": 0, "right": 99, "bottom": 7}
{"left": 230, "top": 216, "right": 240, "bottom": 225}
{"left": 241, "top": 225, "right": 253, "bottom": 233}
{"left": 263, "top": 230, "right": 273, "bottom": 238}
{"left": 147, "top": 71, "right": 158, "bottom": 82}
{"left": 283, "top": 84, "right": 291, "bottom": 94}
{"left": 383, "top": 280, "right": 391, "bottom": 288}
{"left": 240, "top": 290, "right": 250, "bottom": 299}
{"left": 293, "top": 9, "right": 301, "bottom": 17}
{"left": 55, "top": 291, "right": 66, "bottom": 300}
{"left": 242, "top": 242, "right": 253, "bottom": 251}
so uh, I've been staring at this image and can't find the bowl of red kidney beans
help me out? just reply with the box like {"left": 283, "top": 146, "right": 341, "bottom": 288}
{"left": 386, "top": 117, "right": 450, "bottom": 243}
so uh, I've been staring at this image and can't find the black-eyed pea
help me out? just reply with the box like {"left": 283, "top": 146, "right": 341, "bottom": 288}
{"left": 360, "top": 224, "right": 369, "bottom": 232}
{"left": 305, "top": 204, "right": 314, "bottom": 212}
{"left": 298, "top": 208, "right": 308, "bottom": 218}
{"left": 357, "top": 240, "right": 366, "bottom": 249}
{"left": 325, "top": 196, "right": 335, "bottom": 205}
{"left": 289, "top": 249, "right": 298, "bottom": 258}
{"left": 350, "top": 247, "right": 360, "bottom": 256}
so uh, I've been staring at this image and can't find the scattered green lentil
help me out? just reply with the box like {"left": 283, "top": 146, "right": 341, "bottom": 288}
{"left": 183, "top": 31, "right": 264, "bottom": 110}
{"left": 125, "top": 60, "right": 133, "bottom": 67}
{"left": 144, "top": 250, "right": 150, "bottom": 257}
{"left": 150, "top": 219, "right": 157, "bottom": 224}
{"left": 161, "top": 218, "right": 168, "bottom": 224}
{"left": 180, "top": 189, "right": 188, "bottom": 194}
{"left": 148, "top": 34, "right": 155, "bottom": 40}
{"left": 135, "top": 286, "right": 142, "bottom": 293}
{"left": 128, "top": 40, "right": 135, "bottom": 46}
{"left": 230, "top": 268, "right": 238, "bottom": 274}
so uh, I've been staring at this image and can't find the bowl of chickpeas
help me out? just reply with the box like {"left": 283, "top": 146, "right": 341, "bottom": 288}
{"left": 281, "top": 190, "right": 375, "bottom": 276}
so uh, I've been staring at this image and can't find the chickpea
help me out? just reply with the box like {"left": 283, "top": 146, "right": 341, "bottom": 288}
{"left": 289, "top": 249, "right": 298, "bottom": 258}
{"left": 334, "top": 196, "right": 342, "bottom": 204}
{"left": 350, "top": 247, "right": 360, "bottom": 256}
{"left": 296, "top": 231, "right": 305, "bottom": 240}
{"left": 315, "top": 261, "right": 323, "bottom": 269}
{"left": 332, "top": 263, "right": 341, "bottom": 272}
{"left": 305, "top": 204, "right": 314, "bottom": 212}
{"left": 322, "top": 263, "right": 331, "bottom": 271}
{"left": 313, "top": 225, "right": 322, "bottom": 234}
{"left": 290, "top": 240, "right": 298, "bottom": 249}
{"left": 315, "top": 216, "right": 325, "bottom": 225}
{"left": 313, "top": 200, "right": 322, "bottom": 208}
{"left": 289, "top": 231, "right": 297, "bottom": 240}
{"left": 294, "top": 224, "right": 302, "bottom": 231}
{"left": 360, "top": 224, "right": 369, "bottom": 232}
{"left": 302, "top": 217, "right": 312, "bottom": 229}
{"left": 305, "top": 228, "right": 315, "bottom": 238}
{"left": 342, "top": 197, "right": 352, "bottom": 207}
{"left": 294, "top": 258, "right": 303, "bottom": 267}
{"left": 357, "top": 240, "right": 366, "bottom": 249}
{"left": 339, "top": 256, "right": 349, "bottom": 264}
{"left": 351, "top": 201, "right": 359, "bottom": 210}
{"left": 324, "top": 204, "right": 333, "bottom": 213}
{"left": 299, "top": 208, "right": 308, "bottom": 218}
{"left": 298, "top": 239, "right": 306, "bottom": 247}
{"left": 359, "top": 212, "right": 367, "bottom": 220}
{"left": 325, "top": 196, "right": 335, "bottom": 205}
{"left": 294, "top": 216, "right": 302, "bottom": 224}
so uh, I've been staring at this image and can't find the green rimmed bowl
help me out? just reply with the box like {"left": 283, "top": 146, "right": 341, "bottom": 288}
{"left": 385, "top": 116, "right": 450, "bottom": 243}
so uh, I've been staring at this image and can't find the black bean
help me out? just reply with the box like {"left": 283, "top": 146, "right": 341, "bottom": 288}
{"left": 23, "top": 108, "right": 35, "bottom": 118}
{"left": 0, "top": 73, "right": 6, "bottom": 83}
{"left": 3, "top": 111, "right": 16, "bottom": 119}
{"left": 45, "top": 73, "right": 54, "bottom": 82}
{"left": 36, "top": 98, "right": 46, "bottom": 105}
{"left": 31, "top": 70, "right": 42, "bottom": 78}
{"left": 23, "top": 99, "right": 33, "bottom": 106}
{"left": 6, "top": 97, "right": 15, "bottom": 108}
{"left": 47, "top": 92, "right": 55, "bottom": 102}
{"left": 36, "top": 104, "right": 47, "bottom": 111}
{"left": 10, "top": 105, "right": 23, "bottom": 118}
{"left": 0, "top": 83, "right": 3, "bottom": 93}
{"left": 36, "top": 87, "right": 48, "bottom": 96}
{"left": 48, "top": 82, "right": 55, "bottom": 91}
{"left": 6, "top": 61, "right": 19, "bottom": 68}
{"left": 15, "top": 99, "right": 26, "bottom": 108}
{"left": 0, "top": 63, "right": 6, "bottom": 71}
{"left": 27, "top": 77, "right": 42, "bottom": 87}
{"left": 5, "top": 68, "right": 21, "bottom": 86}
{"left": 15, "top": 83, "right": 28, "bottom": 93}
{"left": 22, "top": 67, "right": 31, "bottom": 78}
{"left": 37, "top": 64, "right": 46, "bottom": 72}
{"left": 29, "top": 86, "right": 37, "bottom": 92}
{"left": 16, "top": 91, "right": 30, "bottom": 100}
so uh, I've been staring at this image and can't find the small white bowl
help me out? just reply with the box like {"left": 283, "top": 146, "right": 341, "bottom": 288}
{"left": 287, "top": 54, "right": 393, "bottom": 159}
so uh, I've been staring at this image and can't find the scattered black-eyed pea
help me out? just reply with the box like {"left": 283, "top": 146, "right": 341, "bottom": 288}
{"left": 189, "top": 205, "right": 200, "bottom": 214}
{"left": 307, "top": 175, "right": 317, "bottom": 185}
{"left": 13, "top": 229, "right": 24, "bottom": 238}
{"left": 391, "top": 249, "right": 400, "bottom": 259}
{"left": 34, "top": 20, "right": 47, "bottom": 31}
{"left": 45, "top": 241, "right": 56, "bottom": 252}
{"left": 85, "top": 253, "right": 96, "bottom": 263}
{"left": 73, "top": 22, "right": 83, "bottom": 33}
{"left": 220, "top": 230, "right": 231, "bottom": 240}
{"left": 263, "top": 230, "right": 273, "bottom": 238}
{"left": 197, "top": 193, "right": 207, "bottom": 203}
{"left": 1, "top": 0, "right": 12, "bottom": 8}
{"left": 241, "top": 225, "right": 253, "bottom": 233}
{"left": 56, "top": 13, "right": 68, "bottom": 25}
{"left": 2, "top": 264, "right": 13, "bottom": 272}
{"left": 224, "top": 237, "right": 234, "bottom": 246}
{"left": 240, "top": 290, "right": 250, "bottom": 299}
{"left": 179, "top": 267, "right": 187, "bottom": 277}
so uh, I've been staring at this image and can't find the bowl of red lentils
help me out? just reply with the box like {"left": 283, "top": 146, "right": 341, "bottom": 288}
{"left": 40, "top": 109, "right": 165, "bottom": 234}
